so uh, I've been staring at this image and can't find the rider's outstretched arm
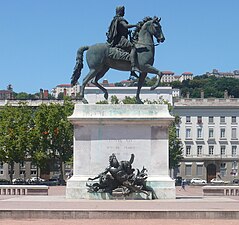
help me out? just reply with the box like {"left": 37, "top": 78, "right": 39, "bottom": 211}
{"left": 121, "top": 21, "right": 137, "bottom": 29}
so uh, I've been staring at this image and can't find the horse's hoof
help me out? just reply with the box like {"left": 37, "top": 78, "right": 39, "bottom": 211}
{"left": 82, "top": 98, "right": 89, "bottom": 104}
{"left": 104, "top": 93, "right": 109, "bottom": 100}
{"left": 150, "top": 85, "right": 157, "bottom": 91}
{"left": 78, "top": 95, "right": 88, "bottom": 104}
{"left": 136, "top": 99, "right": 144, "bottom": 104}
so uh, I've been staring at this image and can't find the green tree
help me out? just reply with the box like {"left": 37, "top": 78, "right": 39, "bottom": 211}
{"left": 30, "top": 104, "right": 51, "bottom": 178}
{"left": 122, "top": 96, "right": 137, "bottom": 104}
{"left": 15, "top": 92, "right": 30, "bottom": 100}
{"left": 171, "top": 80, "right": 183, "bottom": 89}
{"left": 114, "top": 82, "right": 124, "bottom": 87}
{"left": 0, "top": 103, "right": 33, "bottom": 183}
{"left": 144, "top": 76, "right": 157, "bottom": 87}
{"left": 57, "top": 92, "right": 64, "bottom": 100}
{"left": 110, "top": 95, "right": 120, "bottom": 104}
{"left": 32, "top": 100, "right": 74, "bottom": 182}
{"left": 175, "top": 75, "right": 239, "bottom": 98}
{"left": 49, "top": 101, "right": 74, "bottom": 183}
{"left": 96, "top": 100, "right": 108, "bottom": 104}
{"left": 168, "top": 116, "right": 183, "bottom": 170}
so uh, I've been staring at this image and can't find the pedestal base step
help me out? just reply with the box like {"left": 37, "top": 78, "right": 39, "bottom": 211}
{"left": 88, "top": 190, "right": 152, "bottom": 200}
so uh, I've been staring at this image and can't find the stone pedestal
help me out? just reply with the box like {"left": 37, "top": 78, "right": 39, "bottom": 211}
{"left": 66, "top": 104, "right": 175, "bottom": 199}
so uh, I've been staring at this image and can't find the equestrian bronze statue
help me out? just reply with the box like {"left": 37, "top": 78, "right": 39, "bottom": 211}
{"left": 71, "top": 8, "right": 165, "bottom": 104}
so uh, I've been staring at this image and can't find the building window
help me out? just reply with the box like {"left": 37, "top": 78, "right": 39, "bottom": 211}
{"left": 232, "top": 116, "right": 237, "bottom": 124}
{"left": 220, "top": 146, "right": 226, "bottom": 155}
{"left": 220, "top": 128, "right": 226, "bottom": 138}
{"left": 31, "top": 170, "right": 37, "bottom": 175}
{"left": 232, "top": 146, "right": 237, "bottom": 157}
{"left": 209, "top": 128, "right": 214, "bottom": 138}
{"left": 20, "top": 170, "right": 25, "bottom": 175}
{"left": 231, "top": 161, "right": 238, "bottom": 176}
{"left": 20, "top": 162, "right": 26, "bottom": 169}
{"left": 186, "top": 116, "right": 191, "bottom": 123}
{"left": 196, "top": 165, "right": 203, "bottom": 176}
{"left": 30, "top": 163, "right": 37, "bottom": 175}
{"left": 209, "top": 116, "right": 214, "bottom": 123}
{"left": 232, "top": 161, "right": 238, "bottom": 169}
{"left": 232, "top": 128, "right": 237, "bottom": 139}
{"left": 209, "top": 146, "right": 214, "bottom": 155}
{"left": 0, "top": 162, "right": 3, "bottom": 175}
{"left": 197, "top": 128, "right": 203, "bottom": 139}
{"left": 186, "top": 128, "right": 191, "bottom": 139}
{"left": 220, "top": 162, "right": 227, "bottom": 177}
{"left": 220, "top": 116, "right": 225, "bottom": 123}
{"left": 186, "top": 146, "right": 191, "bottom": 156}
{"left": 8, "top": 170, "right": 15, "bottom": 175}
{"left": 197, "top": 116, "right": 202, "bottom": 124}
{"left": 197, "top": 146, "right": 202, "bottom": 156}
{"left": 185, "top": 165, "right": 192, "bottom": 176}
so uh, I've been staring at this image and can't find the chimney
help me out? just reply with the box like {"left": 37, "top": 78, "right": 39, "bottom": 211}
{"left": 102, "top": 79, "right": 109, "bottom": 87}
{"left": 40, "top": 89, "right": 43, "bottom": 99}
{"left": 102, "top": 79, "right": 108, "bottom": 84}
{"left": 43, "top": 90, "right": 49, "bottom": 99}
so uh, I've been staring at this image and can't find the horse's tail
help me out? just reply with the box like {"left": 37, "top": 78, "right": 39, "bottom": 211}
{"left": 71, "top": 46, "right": 89, "bottom": 86}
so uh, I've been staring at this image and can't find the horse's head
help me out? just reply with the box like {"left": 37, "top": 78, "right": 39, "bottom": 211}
{"left": 141, "top": 17, "right": 165, "bottom": 44}
{"left": 152, "top": 17, "right": 165, "bottom": 43}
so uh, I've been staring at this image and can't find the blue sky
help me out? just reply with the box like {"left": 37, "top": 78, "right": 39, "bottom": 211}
{"left": 1, "top": 0, "right": 239, "bottom": 93}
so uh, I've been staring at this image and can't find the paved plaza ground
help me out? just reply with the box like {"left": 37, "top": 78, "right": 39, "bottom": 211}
{"left": 0, "top": 219, "right": 239, "bottom": 225}
{"left": 0, "top": 185, "right": 239, "bottom": 224}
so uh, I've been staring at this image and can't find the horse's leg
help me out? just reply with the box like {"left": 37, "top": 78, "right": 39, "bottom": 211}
{"left": 136, "top": 72, "right": 147, "bottom": 104}
{"left": 79, "top": 68, "right": 97, "bottom": 103}
{"left": 91, "top": 67, "right": 110, "bottom": 100}
{"left": 142, "top": 64, "right": 163, "bottom": 90}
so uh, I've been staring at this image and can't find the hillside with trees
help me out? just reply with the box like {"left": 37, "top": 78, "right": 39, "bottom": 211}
{"left": 170, "top": 75, "right": 239, "bottom": 98}
{"left": 139, "top": 74, "right": 239, "bottom": 98}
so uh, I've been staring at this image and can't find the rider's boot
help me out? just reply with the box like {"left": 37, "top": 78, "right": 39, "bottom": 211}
{"left": 130, "top": 47, "right": 142, "bottom": 73}
{"left": 132, "top": 65, "right": 141, "bottom": 73}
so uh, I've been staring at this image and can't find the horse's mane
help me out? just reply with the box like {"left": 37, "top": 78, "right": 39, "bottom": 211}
{"left": 131, "top": 16, "right": 154, "bottom": 41}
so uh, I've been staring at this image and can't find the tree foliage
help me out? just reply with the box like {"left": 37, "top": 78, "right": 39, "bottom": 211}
{"left": 32, "top": 101, "right": 74, "bottom": 181}
{"left": 122, "top": 96, "right": 137, "bottom": 104}
{"left": 0, "top": 103, "right": 34, "bottom": 182}
{"left": 170, "top": 75, "right": 239, "bottom": 98}
{"left": 0, "top": 100, "right": 74, "bottom": 182}
{"left": 169, "top": 116, "right": 183, "bottom": 169}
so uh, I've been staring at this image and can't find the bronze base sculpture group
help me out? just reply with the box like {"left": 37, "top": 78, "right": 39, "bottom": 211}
{"left": 86, "top": 153, "right": 155, "bottom": 197}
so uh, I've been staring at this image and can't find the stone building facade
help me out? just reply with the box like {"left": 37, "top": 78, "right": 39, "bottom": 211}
{"left": 173, "top": 98, "right": 239, "bottom": 182}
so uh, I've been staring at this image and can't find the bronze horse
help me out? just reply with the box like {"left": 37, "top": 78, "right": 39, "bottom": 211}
{"left": 71, "top": 17, "right": 165, "bottom": 104}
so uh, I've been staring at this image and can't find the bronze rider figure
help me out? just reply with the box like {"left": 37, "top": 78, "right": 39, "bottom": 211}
{"left": 106, "top": 6, "right": 141, "bottom": 74}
